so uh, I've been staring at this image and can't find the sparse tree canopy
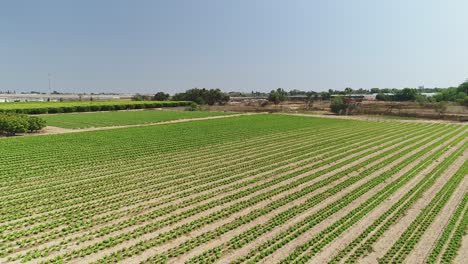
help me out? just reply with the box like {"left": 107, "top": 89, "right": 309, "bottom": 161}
{"left": 330, "top": 96, "right": 347, "bottom": 115}
{"left": 153, "top": 92, "right": 170, "bottom": 101}
{"left": 268, "top": 88, "right": 287, "bottom": 105}
{"left": 173, "top": 88, "right": 229, "bottom": 105}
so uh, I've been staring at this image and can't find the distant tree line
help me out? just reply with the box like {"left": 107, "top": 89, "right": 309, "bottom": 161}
{"left": 173, "top": 88, "right": 230, "bottom": 105}
{"left": 132, "top": 92, "right": 170, "bottom": 101}
{"left": 131, "top": 88, "right": 230, "bottom": 106}
{"left": 133, "top": 80, "right": 468, "bottom": 108}
{"left": 0, "top": 113, "right": 46, "bottom": 136}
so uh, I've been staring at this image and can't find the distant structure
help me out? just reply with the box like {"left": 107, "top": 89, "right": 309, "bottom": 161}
{"left": 330, "top": 94, "right": 377, "bottom": 101}
{"left": 0, "top": 93, "right": 126, "bottom": 102}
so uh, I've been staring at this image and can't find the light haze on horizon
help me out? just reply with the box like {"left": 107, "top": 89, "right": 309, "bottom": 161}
{"left": 1, "top": 0, "right": 467, "bottom": 94}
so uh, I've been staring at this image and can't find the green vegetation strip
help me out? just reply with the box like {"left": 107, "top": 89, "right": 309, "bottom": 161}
{"left": 197, "top": 126, "right": 460, "bottom": 264}
{"left": 0, "top": 115, "right": 464, "bottom": 264}
{"left": 104, "top": 122, "right": 448, "bottom": 263}
{"left": 0, "top": 100, "right": 190, "bottom": 114}
{"left": 42, "top": 110, "right": 234, "bottom": 129}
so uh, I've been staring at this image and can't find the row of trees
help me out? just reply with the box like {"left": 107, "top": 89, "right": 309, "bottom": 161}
{"left": 0, "top": 114, "right": 46, "bottom": 136}
{"left": 172, "top": 88, "right": 230, "bottom": 105}
{"left": 132, "top": 92, "right": 170, "bottom": 101}
{"left": 132, "top": 88, "right": 230, "bottom": 106}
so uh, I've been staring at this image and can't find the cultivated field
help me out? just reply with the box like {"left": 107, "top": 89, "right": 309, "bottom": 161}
{"left": 0, "top": 114, "right": 466, "bottom": 264}
{"left": 42, "top": 110, "right": 234, "bottom": 129}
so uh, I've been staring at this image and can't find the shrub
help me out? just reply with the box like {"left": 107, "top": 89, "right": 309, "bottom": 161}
{"left": 28, "top": 116, "right": 47, "bottom": 132}
{"left": 185, "top": 102, "right": 201, "bottom": 111}
{"left": 0, "top": 113, "right": 47, "bottom": 136}
{"left": 330, "top": 96, "right": 347, "bottom": 115}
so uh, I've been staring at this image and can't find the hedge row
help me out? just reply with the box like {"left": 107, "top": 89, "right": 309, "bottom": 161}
{"left": 0, "top": 101, "right": 191, "bottom": 115}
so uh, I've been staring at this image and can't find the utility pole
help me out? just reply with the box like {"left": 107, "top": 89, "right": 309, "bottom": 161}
{"left": 48, "top": 73, "right": 52, "bottom": 102}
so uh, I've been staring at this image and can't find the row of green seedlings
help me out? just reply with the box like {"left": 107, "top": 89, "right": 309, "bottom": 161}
{"left": 1, "top": 122, "right": 378, "bottom": 246}
{"left": 183, "top": 125, "right": 458, "bottom": 264}
{"left": 2, "top": 128, "right": 346, "bottom": 254}
{"left": 329, "top": 135, "right": 467, "bottom": 264}
{"left": 278, "top": 128, "right": 466, "bottom": 263}
{"left": 0, "top": 124, "right": 328, "bottom": 194}
{"left": 5, "top": 126, "right": 360, "bottom": 256}
{"left": 381, "top": 159, "right": 468, "bottom": 263}
{"left": 37, "top": 123, "right": 440, "bottom": 263}
{"left": 1, "top": 124, "right": 346, "bottom": 225}
{"left": 5, "top": 123, "right": 404, "bottom": 260}
{"left": 2, "top": 122, "right": 367, "bottom": 221}
{"left": 1, "top": 116, "right": 294, "bottom": 188}
{"left": 1, "top": 126, "right": 328, "bottom": 222}
{"left": 427, "top": 192, "right": 468, "bottom": 264}
{"left": 93, "top": 124, "right": 447, "bottom": 264}
{"left": 116, "top": 124, "right": 448, "bottom": 264}
{"left": 11, "top": 124, "right": 410, "bottom": 262}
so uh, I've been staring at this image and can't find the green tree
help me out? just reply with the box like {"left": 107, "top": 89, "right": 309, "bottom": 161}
{"left": 268, "top": 88, "right": 287, "bottom": 106}
{"left": 173, "top": 88, "right": 229, "bottom": 105}
{"left": 28, "top": 116, "right": 47, "bottom": 132}
{"left": 330, "top": 96, "right": 347, "bottom": 115}
{"left": 434, "top": 101, "right": 448, "bottom": 116}
{"left": 153, "top": 92, "right": 170, "bottom": 101}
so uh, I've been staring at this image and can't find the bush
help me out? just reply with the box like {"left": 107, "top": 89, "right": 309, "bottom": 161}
{"left": 330, "top": 96, "right": 347, "bottom": 115}
{"left": 0, "top": 113, "right": 46, "bottom": 136}
{"left": 28, "top": 116, "right": 47, "bottom": 132}
{"left": 185, "top": 102, "right": 201, "bottom": 111}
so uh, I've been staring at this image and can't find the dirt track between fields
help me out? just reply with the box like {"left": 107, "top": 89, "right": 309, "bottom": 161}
{"left": 38, "top": 113, "right": 261, "bottom": 135}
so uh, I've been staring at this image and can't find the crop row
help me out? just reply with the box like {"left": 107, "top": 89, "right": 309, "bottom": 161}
{"left": 39, "top": 122, "right": 443, "bottom": 263}
{"left": 2, "top": 122, "right": 389, "bottom": 237}
{"left": 328, "top": 133, "right": 467, "bottom": 263}
{"left": 2, "top": 121, "right": 406, "bottom": 260}
{"left": 381, "top": 159, "right": 468, "bottom": 263}
{"left": 281, "top": 130, "right": 467, "bottom": 263}
{"left": 120, "top": 124, "right": 452, "bottom": 263}
{"left": 426, "top": 192, "right": 468, "bottom": 264}
{"left": 220, "top": 126, "right": 462, "bottom": 264}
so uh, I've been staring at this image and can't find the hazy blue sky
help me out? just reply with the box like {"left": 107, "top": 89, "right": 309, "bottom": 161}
{"left": 1, "top": 0, "right": 467, "bottom": 94}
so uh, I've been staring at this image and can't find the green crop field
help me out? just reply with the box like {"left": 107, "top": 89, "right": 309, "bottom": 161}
{"left": 42, "top": 110, "right": 235, "bottom": 128}
{"left": 0, "top": 114, "right": 466, "bottom": 264}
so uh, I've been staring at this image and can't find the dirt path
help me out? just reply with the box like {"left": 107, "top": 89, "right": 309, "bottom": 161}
{"left": 32, "top": 113, "right": 262, "bottom": 136}
{"left": 359, "top": 153, "right": 467, "bottom": 264}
